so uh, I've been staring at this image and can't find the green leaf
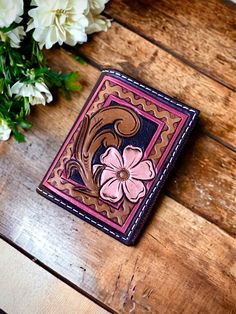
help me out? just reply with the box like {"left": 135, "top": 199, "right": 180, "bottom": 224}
{"left": 19, "top": 107, "right": 24, "bottom": 119}
{"left": 64, "top": 72, "right": 82, "bottom": 92}
{"left": 12, "top": 129, "right": 25, "bottom": 142}
{"left": 31, "top": 39, "right": 47, "bottom": 67}
{"left": 20, "top": 120, "right": 32, "bottom": 129}
{"left": 24, "top": 97, "right": 30, "bottom": 115}
{"left": 74, "top": 55, "right": 87, "bottom": 65}
{"left": 0, "top": 28, "right": 83, "bottom": 143}
{"left": 0, "top": 78, "right": 4, "bottom": 93}
{"left": 0, "top": 22, "right": 18, "bottom": 34}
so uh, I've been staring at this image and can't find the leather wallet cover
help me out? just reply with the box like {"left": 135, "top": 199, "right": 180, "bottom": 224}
{"left": 37, "top": 69, "right": 199, "bottom": 245}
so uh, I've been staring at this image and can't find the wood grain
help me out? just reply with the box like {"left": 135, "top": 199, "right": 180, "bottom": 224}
{"left": 0, "top": 186, "right": 236, "bottom": 313}
{"left": 0, "top": 50, "right": 236, "bottom": 313}
{"left": 44, "top": 49, "right": 236, "bottom": 237}
{"left": 0, "top": 239, "right": 109, "bottom": 314}
{"left": 105, "top": 0, "right": 236, "bottom": 90}
{"left": 1, "top": 1, "right": 236, "bottom": 310}
{"left": 166, "top": 131, "right": 236, "bottom": 237}
{"left": 78, "top": 22, "right": 236, "bottom": 148}
{"left": 1, "top": 47, "right": 235, "bottom": 234}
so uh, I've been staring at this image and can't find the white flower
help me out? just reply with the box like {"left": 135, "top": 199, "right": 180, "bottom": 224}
{"left": 87, "top": 0, "right": 108, "bottom": 14}
{"left": 85, "top": 0, "right": 111, "bottom": 34}
{"left": 11, "top": 81, "right": 53, "bottom": 106}
{"left": 0, "top": 26, "right": 25, "bottom": 48}
{"left": 27, "top": 0, "right": 89, "bottom": 49}
{"left": 0, "top": 119, "right": 11, "bottom": 141}
{"left": 0, "top": 0, "right": 24, "bottom": 28}
{"left": 86, "top": 13, "right": 111, "bottom": 34}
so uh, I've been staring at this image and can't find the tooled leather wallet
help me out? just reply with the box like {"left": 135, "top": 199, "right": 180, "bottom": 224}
{"left": 37, "top": 69, "right": 199, "bottom": 245}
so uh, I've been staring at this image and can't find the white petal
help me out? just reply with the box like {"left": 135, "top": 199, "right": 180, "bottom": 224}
{"left": 0, "top": 0, "right": 23, "bottom": 28}
{"left": 0, "top": 119, "right": 11, "bottom": 141}
{"left": 26, "top": 0, "right": 90, "bottom": 48}
{"left": 88, "top": 0, "right": 109, "bottom": 15}
{"left": 86, "top": 14, "right": 111, "bottom": 34}
{"left": 7, "top": 26, "right": 25, "bottom": 48}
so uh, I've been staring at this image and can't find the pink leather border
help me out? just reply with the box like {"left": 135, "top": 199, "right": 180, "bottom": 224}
{"left": 60, "top": 94, "right": 164, "bottom": 193}
{"left": 43, "top": 75, "right": 188, "bottom": 233}
{"left": 62, "top": 94, "right": 164, "bottom": 211}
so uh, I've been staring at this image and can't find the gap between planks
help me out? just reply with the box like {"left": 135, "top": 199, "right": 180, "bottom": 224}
{"left": 1, "top": 196, "right": 236, "bottom": 313}
{"left": 75, "top": 19, "right": 236, "bottom": 149}
{"left": 44, "top": 48, "right": 236, "bottom": 238}
{"left": 0, "top": 234, "right": 116, "bottom": 314}
{"left": 205, "top": 131, "right": 236, "bottom": 153}
{"left": 103, "top": 14, "right": 235, "bottom": 93}
{"left": 67, "top": 47, "right": 236, "bottom": 154}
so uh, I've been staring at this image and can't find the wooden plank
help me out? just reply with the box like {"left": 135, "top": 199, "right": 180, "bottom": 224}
{"left": 0, "top": 50, "right": 236, "bottom": 313}
{"left": 0, "top": 47, "right": 235, "bottom": 235}
{"left": 0, "top": 239, "right": 109, "bottom": 314}
{"left": 166, "top": 131, "right": 236, "bottom": 237}
{"left": 33, "top": 49, "right": 236, "bottom": 236}
{"left": 78, "top": 22, "right": 236, "bottom": 148}
{"left": 0, "top": 183, "right": 236, "bottom": 313}
{"left": 105, "top": 0, "right": 236, "bottom": 90}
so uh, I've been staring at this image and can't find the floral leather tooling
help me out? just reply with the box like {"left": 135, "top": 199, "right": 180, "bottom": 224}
{"left": 37, "top": 69, "right": 199, "bottom": 245}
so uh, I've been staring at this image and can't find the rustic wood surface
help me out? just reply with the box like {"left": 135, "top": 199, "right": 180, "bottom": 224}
{"left": 0, "top": 0, "right": 236, "bottom": 313}
{"left": 0, "top": 239, "right": 109, "bottom": 314}
{"left": 105, "top": 0, "right": 236, "bottom": 90}
{"left": 78, "top": 22, "right": 236, "bottom": 147}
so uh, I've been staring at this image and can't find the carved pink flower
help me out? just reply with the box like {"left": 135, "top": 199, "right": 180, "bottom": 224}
{"left": 97, "top": 145, "right": 155, "bottom": 203}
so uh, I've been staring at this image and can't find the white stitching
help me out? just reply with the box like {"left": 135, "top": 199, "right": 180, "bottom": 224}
{"left": 102, "top": 69, "right": 196, "bottom": 113}
{"left": 37, "top": 70, "right": 197, "bottom": 242}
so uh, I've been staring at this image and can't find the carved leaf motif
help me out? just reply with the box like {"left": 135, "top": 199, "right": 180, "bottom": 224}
{"left": 65, "top": 106, "right": 140, "bottom": 197}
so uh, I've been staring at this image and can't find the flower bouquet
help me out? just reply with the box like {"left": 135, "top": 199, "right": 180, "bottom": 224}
{"left": 0, "top": 0, "right": 110, "bottom": 141}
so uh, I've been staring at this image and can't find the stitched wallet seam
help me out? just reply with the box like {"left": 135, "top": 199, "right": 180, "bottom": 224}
{"left": 37, "top": 68, "right": 199, "bottom": 245}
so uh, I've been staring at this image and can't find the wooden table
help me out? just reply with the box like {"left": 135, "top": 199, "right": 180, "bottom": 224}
{"left": 0, "top": 0, "right": 236, "bottom": 313}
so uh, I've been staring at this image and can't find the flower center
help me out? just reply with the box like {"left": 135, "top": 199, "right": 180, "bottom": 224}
{"left": 55, "top": 9, "right": 66, "bottom": 16}
{"left": 53, "top": 8, "right": 69, "bottom": 23}
{"left": 116, "top": 168, "right": 130, "bottom": 181}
